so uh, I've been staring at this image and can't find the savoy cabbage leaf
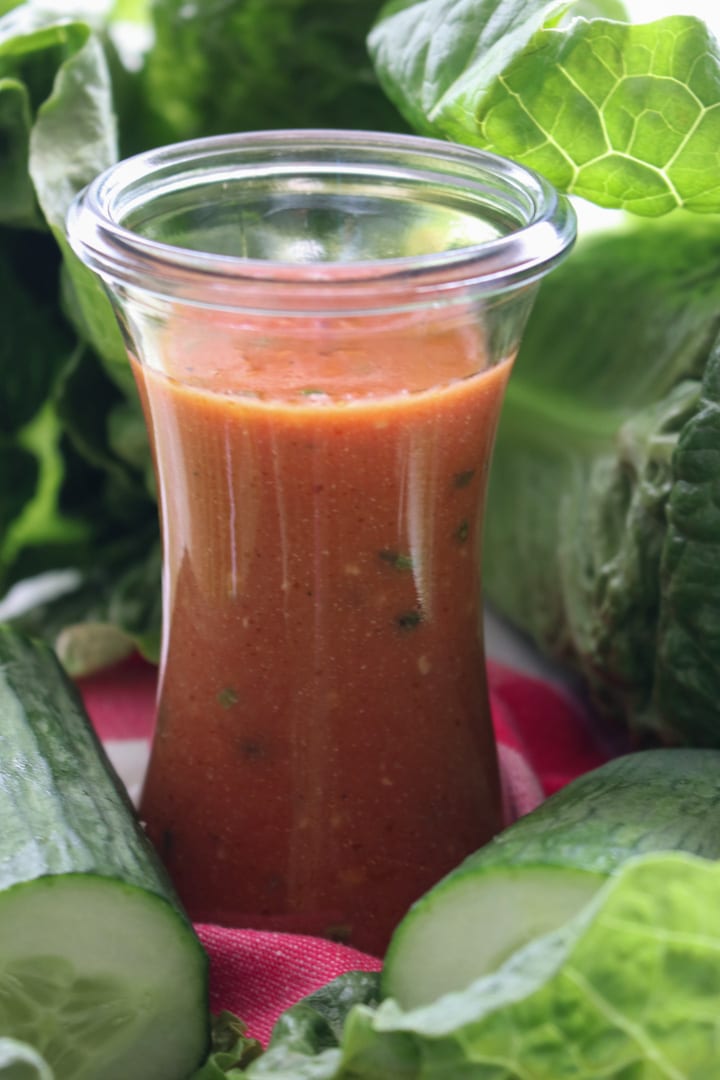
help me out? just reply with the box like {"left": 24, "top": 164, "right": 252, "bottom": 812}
{"left": 369, "top": 0, "right": 720, "bottom": 214}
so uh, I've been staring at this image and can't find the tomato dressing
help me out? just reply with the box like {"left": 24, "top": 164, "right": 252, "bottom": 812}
{"left": 135, "top": 312, "right": 509, "bottom": 954}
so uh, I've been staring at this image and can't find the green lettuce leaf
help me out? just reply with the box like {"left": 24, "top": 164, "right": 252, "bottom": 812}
{"left": 25, "top": 6, "right": 130, "bottom": 389}
{"left": 137, "top": 0, "right": 405, "bottom": 151}
{"left": 9, "top": 341, "right": 160, "bottom": 673}
{"left": 188, "top": 975, "right": 380, "bottom": 1080}
{"left": 343, "top": 853, "right": 720, "bottom": 1077}
{"left": 655, "top": 345, "right": 720, "bottom": 744}
{"left": 369, "top": 0, "right": 720, "bottom": 214}
{"left": 244, "top": 973, "right": 381, "bottom": 1079}
{"left": 0, "top": 4, "right": 162, "bottom": 668}
{"left": 483, "top": 214, "right": 720, "bottom": 746}
{"left": 190, "top": 1012, "right": 263, "bottom": 1078}
{"left": 198, "top": 855, "right": 720, "bottom": 1077}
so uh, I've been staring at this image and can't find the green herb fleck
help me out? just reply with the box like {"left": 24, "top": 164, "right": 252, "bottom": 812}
{"left": 454, "top": 468, "right": 476, "bottom": 488}
{"left": 455, "top": 520, "right": 470, "bottom": 543}
{"left": 217, "top": 687, "right": 239, "bottom": 709}
{"left": 324, "top": 923, "right": 352, "bottom": 944}
{"left": 379, "top": 549, "right": 413, "bottom": 572}
{"left": 239, "top": 738, "right": 266, "bottom": 760}
{"left": 396, "top": 609, "right": 423, "bottom": 632}
{"left": 300, "top": 388, "right": 327, "bottom": 396}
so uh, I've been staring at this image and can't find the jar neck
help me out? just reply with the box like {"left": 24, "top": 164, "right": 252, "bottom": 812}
{"left": 67, "top": 129, "right": 576, "bottom": 315}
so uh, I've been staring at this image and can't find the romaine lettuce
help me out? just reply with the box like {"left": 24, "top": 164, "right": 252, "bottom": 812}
{"left": 192, "top": 855, "right": 720, "bottom": 1078}
{"left": 482, "top": 215, "right": 720, "bottom": 746}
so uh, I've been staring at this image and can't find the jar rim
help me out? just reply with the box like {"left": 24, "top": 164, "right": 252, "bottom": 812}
{"left": 66, "top": 128, "right": 577, "bottom": 313}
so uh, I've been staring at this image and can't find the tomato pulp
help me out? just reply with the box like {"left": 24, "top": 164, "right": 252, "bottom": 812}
{"left": 135, "top": 310, "right": 509, "bottom": 955}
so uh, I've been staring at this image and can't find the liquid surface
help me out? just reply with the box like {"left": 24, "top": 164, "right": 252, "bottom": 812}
{"left": 136, "top": 312, "right": 509, "bottom": 953}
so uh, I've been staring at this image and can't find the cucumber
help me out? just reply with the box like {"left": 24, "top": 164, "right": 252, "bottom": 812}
{"left": 0, "top": 625, "right": 209, "bottom": 1079}
{"left": 383, "top": 748, "right": 720, "bottom": 1009}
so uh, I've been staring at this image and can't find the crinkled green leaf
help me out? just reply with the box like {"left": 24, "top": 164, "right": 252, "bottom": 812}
{"left": 244, "top": 974, "right": 381, "bottom": 1079}
{"left": 188, "top": 976, "right": 380, "bottom": 1079}
{"left": 654, "top": 343, "right": 720, "bottom": 745}
{"left": 369, "top": 1, "right": 720, "bottom": 214}
{"left": 194, "top": 858, "right": 720, "bottom": 1077}
{"left": 339, "top": 854, "right": 720, "bottom": 1077}
{"left": 190, "top": 1012, "right": 263, "bottom": 1079}
{"left": 18, "top": 343, "right": 162, "bottom": 672}
{"left": 265, "top": 973, "right": 382, "bottom": 1056}
{"left": 54, "top": 343, "right": 127, "bottom": 461}
{"left": 484, "top": 215, "right": 720, "bottom": 744}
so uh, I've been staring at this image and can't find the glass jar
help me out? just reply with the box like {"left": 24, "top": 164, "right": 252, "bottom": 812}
{"left": 67, "top": 129, "right": 575, "bottom": 954}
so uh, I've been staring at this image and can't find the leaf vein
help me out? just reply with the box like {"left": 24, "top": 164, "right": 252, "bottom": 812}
{"left": 495, "top": 72, "right": 579, "bottom": 177}
{"left": 601, "top": 914, "right": 720, "bottom": 953}
{"left": 554, "top": 62, "right": 614, "bottom": 152}
{"left": 565, "top": 967, "right": 686, "bottom": 1080}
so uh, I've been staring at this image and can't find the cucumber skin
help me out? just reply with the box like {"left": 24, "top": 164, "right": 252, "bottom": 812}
{"left": 383, "top": 749, "right": 720, "bottom": 995}
{"left": 0, "top": 624, "right": 196, "bottom": 921}
{"left": 403, "top": 746, "right": 720, "bottom": 892}
{"left": 0, "top": 625, "right": 211, "bottom": 1079}
{"left": 466, "top": 748, "right": 720, "bottom": 877}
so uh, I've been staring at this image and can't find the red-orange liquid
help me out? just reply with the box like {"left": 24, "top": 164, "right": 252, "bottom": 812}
{"left": 135, "top": 312, "right": 509, "bottom": 954}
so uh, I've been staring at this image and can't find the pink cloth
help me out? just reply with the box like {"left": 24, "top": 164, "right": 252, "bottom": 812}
{"left": 77, "top": 655, "right": 613, "bottom": 1045}
{"left": 197, "top": 926, "right": 382, "bottom": 1046}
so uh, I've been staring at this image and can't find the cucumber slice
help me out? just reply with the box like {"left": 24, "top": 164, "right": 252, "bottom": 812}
{"left": 0, "top": 627, "right": 209, "bottom": 1078}
{"left": 385, "top": 866, "right": 601, "bottom": 1009}
{"left": 0, "top": 878, "right": 206, "bottom": 1080}
{"left": 383, "top": 748, "right": 720, "bottom": 1009}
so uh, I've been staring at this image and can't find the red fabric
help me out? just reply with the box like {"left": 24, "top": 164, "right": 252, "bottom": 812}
{"left": 488, "top": 662, "right": 615, "bottom": 796}
{"left": 79, "top": 654, "right": 157, "bottom": 740}
{"left": 197, "top": 926, "right": 382, "bottom": 1046}
{"left": 76, "top": 655, "right": 615, "bottom": 1046}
